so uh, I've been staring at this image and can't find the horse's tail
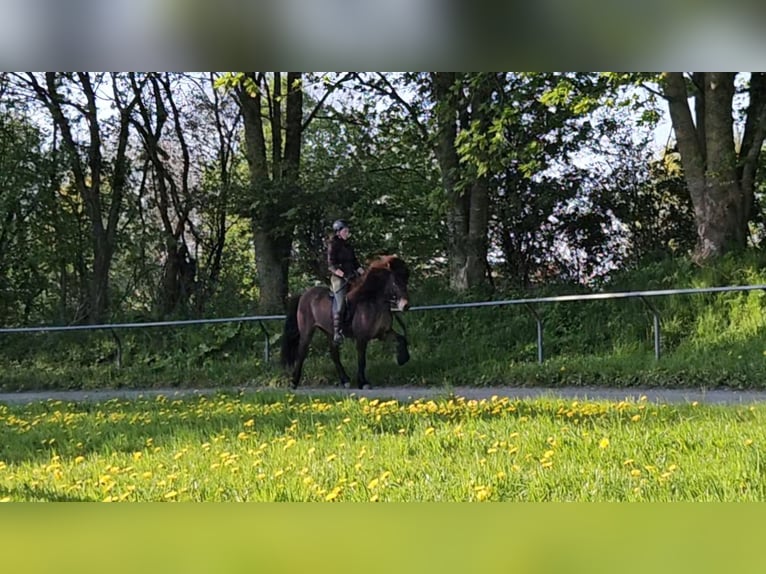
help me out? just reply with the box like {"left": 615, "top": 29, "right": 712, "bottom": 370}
{"left": 280, "top": 296, "right": 301, "bottom": 368}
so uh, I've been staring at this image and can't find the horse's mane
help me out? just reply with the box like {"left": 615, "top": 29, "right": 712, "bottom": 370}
{"left": 348, "top": 255, "right": 408, "bottom": 303}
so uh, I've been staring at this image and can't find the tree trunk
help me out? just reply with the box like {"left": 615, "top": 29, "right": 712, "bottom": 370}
{"left": 431, "top": 73, "right": 468, "bottom": 290}
{"left": 239, "top": 72, "right": 303, "bottom": 313}
{"left": 662, "top": 72, "right": 761, "bottom": 261}
{"left": 431, "top": 72, "right": 491, "bottom": 291}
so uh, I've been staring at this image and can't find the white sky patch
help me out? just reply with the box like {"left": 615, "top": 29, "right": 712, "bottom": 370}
{"left": 273, "top": 0, "right": 454, "bottom": 66}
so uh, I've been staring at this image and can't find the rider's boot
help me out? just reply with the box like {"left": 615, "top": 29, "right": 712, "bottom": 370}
{"left": 332, "top": 311, "right": 344, "bottom": 346}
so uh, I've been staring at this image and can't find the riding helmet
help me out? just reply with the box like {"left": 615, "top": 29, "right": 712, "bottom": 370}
{"left": 332, "top": 219, "right": 349, "bottom": 232}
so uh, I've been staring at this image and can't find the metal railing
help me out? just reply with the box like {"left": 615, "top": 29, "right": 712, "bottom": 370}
{"left": 1, "top": 284, "right": 765, "bottom": 364}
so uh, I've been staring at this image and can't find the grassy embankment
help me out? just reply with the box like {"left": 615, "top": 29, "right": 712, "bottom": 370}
{"left": 2, "top": 252, "right": 766, "bottom": 392}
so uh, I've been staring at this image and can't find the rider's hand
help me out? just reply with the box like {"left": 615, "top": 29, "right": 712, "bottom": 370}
{"left": 335, "top": 269, "right": 345, "bottom": 278}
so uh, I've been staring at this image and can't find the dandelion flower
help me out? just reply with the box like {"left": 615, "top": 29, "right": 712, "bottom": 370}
{"left": 325, "top": 486, "right": 342, "bottom": 502}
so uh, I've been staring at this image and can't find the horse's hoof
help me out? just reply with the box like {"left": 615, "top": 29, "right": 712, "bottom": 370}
{"left": 340, "top": 380, "right": 351, "bottom": 389}
{"left": 359, "top": 383, "right": 372, "bottom": 390}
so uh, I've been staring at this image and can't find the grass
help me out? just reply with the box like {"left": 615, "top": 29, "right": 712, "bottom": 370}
{"left": 2, "top": 390, "right": 766, "bottom": 501}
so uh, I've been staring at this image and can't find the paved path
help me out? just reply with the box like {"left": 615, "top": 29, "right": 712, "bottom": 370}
{"left": 2, "top": 385, "right": 766, "bottom": 406}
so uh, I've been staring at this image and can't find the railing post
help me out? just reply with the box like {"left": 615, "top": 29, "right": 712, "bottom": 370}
{"left": 524, "top": 303, "right": 544, "bottom": 364}
{"left": 639, "top": 296, "right": 661, "bottom": 360}
{"left": 109, "top": 328, "right": 122, "bottom": 369}
{"left": 258, "top": 321, "right": 270, "bottom": 363}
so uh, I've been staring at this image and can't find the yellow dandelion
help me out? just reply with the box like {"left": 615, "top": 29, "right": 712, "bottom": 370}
{"left": 631, "top": 415, "right": 641, "bottom": 422}
{"left": 164, "top": 491, "right": 178, "bottom": 499}
{"left": 425, "top": 427, "right": 435, "bottom": 435}
{"left": 370, "top": 494, "right": 379, "bottom": 502}
{"left": 599, "top": 437, "right": 610, "bottom": 449}
{"left": 74, "top": 456, "right": 85, "bottom": 464}
{"left": 284, "top": 438, "right": 297, "bottom": 450}
{"left": 325, "top": 486, "right": 342, "bottom": 502}
{"left": 367, "top": 478, "right": 379, "bottom": 490}
{"left": 745, "top": 439, "right": 754, "bottom": 447}
{"left": 325, "top": 454, "right": 337, "bottom": 463}
{"left": 630, "top": 469, "right": 641, "bottom": 477}
{"left": 244, "top": 419, "right": 255, "bottom": 428}
{"left": 474, "top": 485, "right": 492, "bottom": 501}
{"left": 0, "top": 497, "right": 11, "bottom": 503}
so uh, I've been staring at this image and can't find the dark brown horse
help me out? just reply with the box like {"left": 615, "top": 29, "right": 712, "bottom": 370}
{"left": 281, "top": 255, "right": 411, "bottom": 389}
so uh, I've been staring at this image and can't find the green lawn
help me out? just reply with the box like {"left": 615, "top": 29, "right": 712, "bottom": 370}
{"left": 1, "top": 390, "right": 765, "bottom": 501}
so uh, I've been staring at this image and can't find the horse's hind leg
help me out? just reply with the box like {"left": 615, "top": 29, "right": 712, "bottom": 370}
{"left": 328, "top": 339, "right": 351, "bottom": 388}
{"left": 291, "top": 330, "right": 315, "bottom": 389}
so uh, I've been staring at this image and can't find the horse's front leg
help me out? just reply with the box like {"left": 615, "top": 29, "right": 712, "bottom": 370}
{"left": 394, "top": 332, "right": 410, "bottom": 365}
{"left": 381, "top": 329, "right": 410, "bottom": 366}
{"left": 355, "top": 338, "right": 371, "bottom": 389}
{"left": 329, "top": 339, "right": 351, "bottom": 388}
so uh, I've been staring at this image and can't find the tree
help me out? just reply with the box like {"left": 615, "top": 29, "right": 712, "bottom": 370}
{"left": 220, "top": 72, "right": 350, "bottom": 313}
{"left": 352, "top": 72, "right": 494, "bottom": 292}
{"left": 662, "top": 72, "right": 766, "bottom": 260}
{"left": 21, "top": 73, "right": 142, "bottom": 323}
{"left": 129, "top": 72, "right": 201, "bottom": 316}
{"left": 430, "top": 72, "right": 494, "bottom": 291}
{"left": 0, "top": 109, "right": 57, "bottom": 323}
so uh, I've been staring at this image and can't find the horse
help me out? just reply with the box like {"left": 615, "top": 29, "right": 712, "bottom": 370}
{"left": 281, "top": 255, "right": 411, "bottom": 389}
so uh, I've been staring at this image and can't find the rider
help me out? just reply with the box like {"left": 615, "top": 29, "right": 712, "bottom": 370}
{"left": 327, "top": 219, "right": 365, "bottom": 345}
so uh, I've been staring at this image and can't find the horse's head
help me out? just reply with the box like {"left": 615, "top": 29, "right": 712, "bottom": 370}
{"left": 371, "top": 255, "right": 410, "bottom": 312}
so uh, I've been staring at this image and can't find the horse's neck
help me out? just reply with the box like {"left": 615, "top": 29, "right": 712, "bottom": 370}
{"left": 348, "top": 275, "right": 388, "bottom": 307}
